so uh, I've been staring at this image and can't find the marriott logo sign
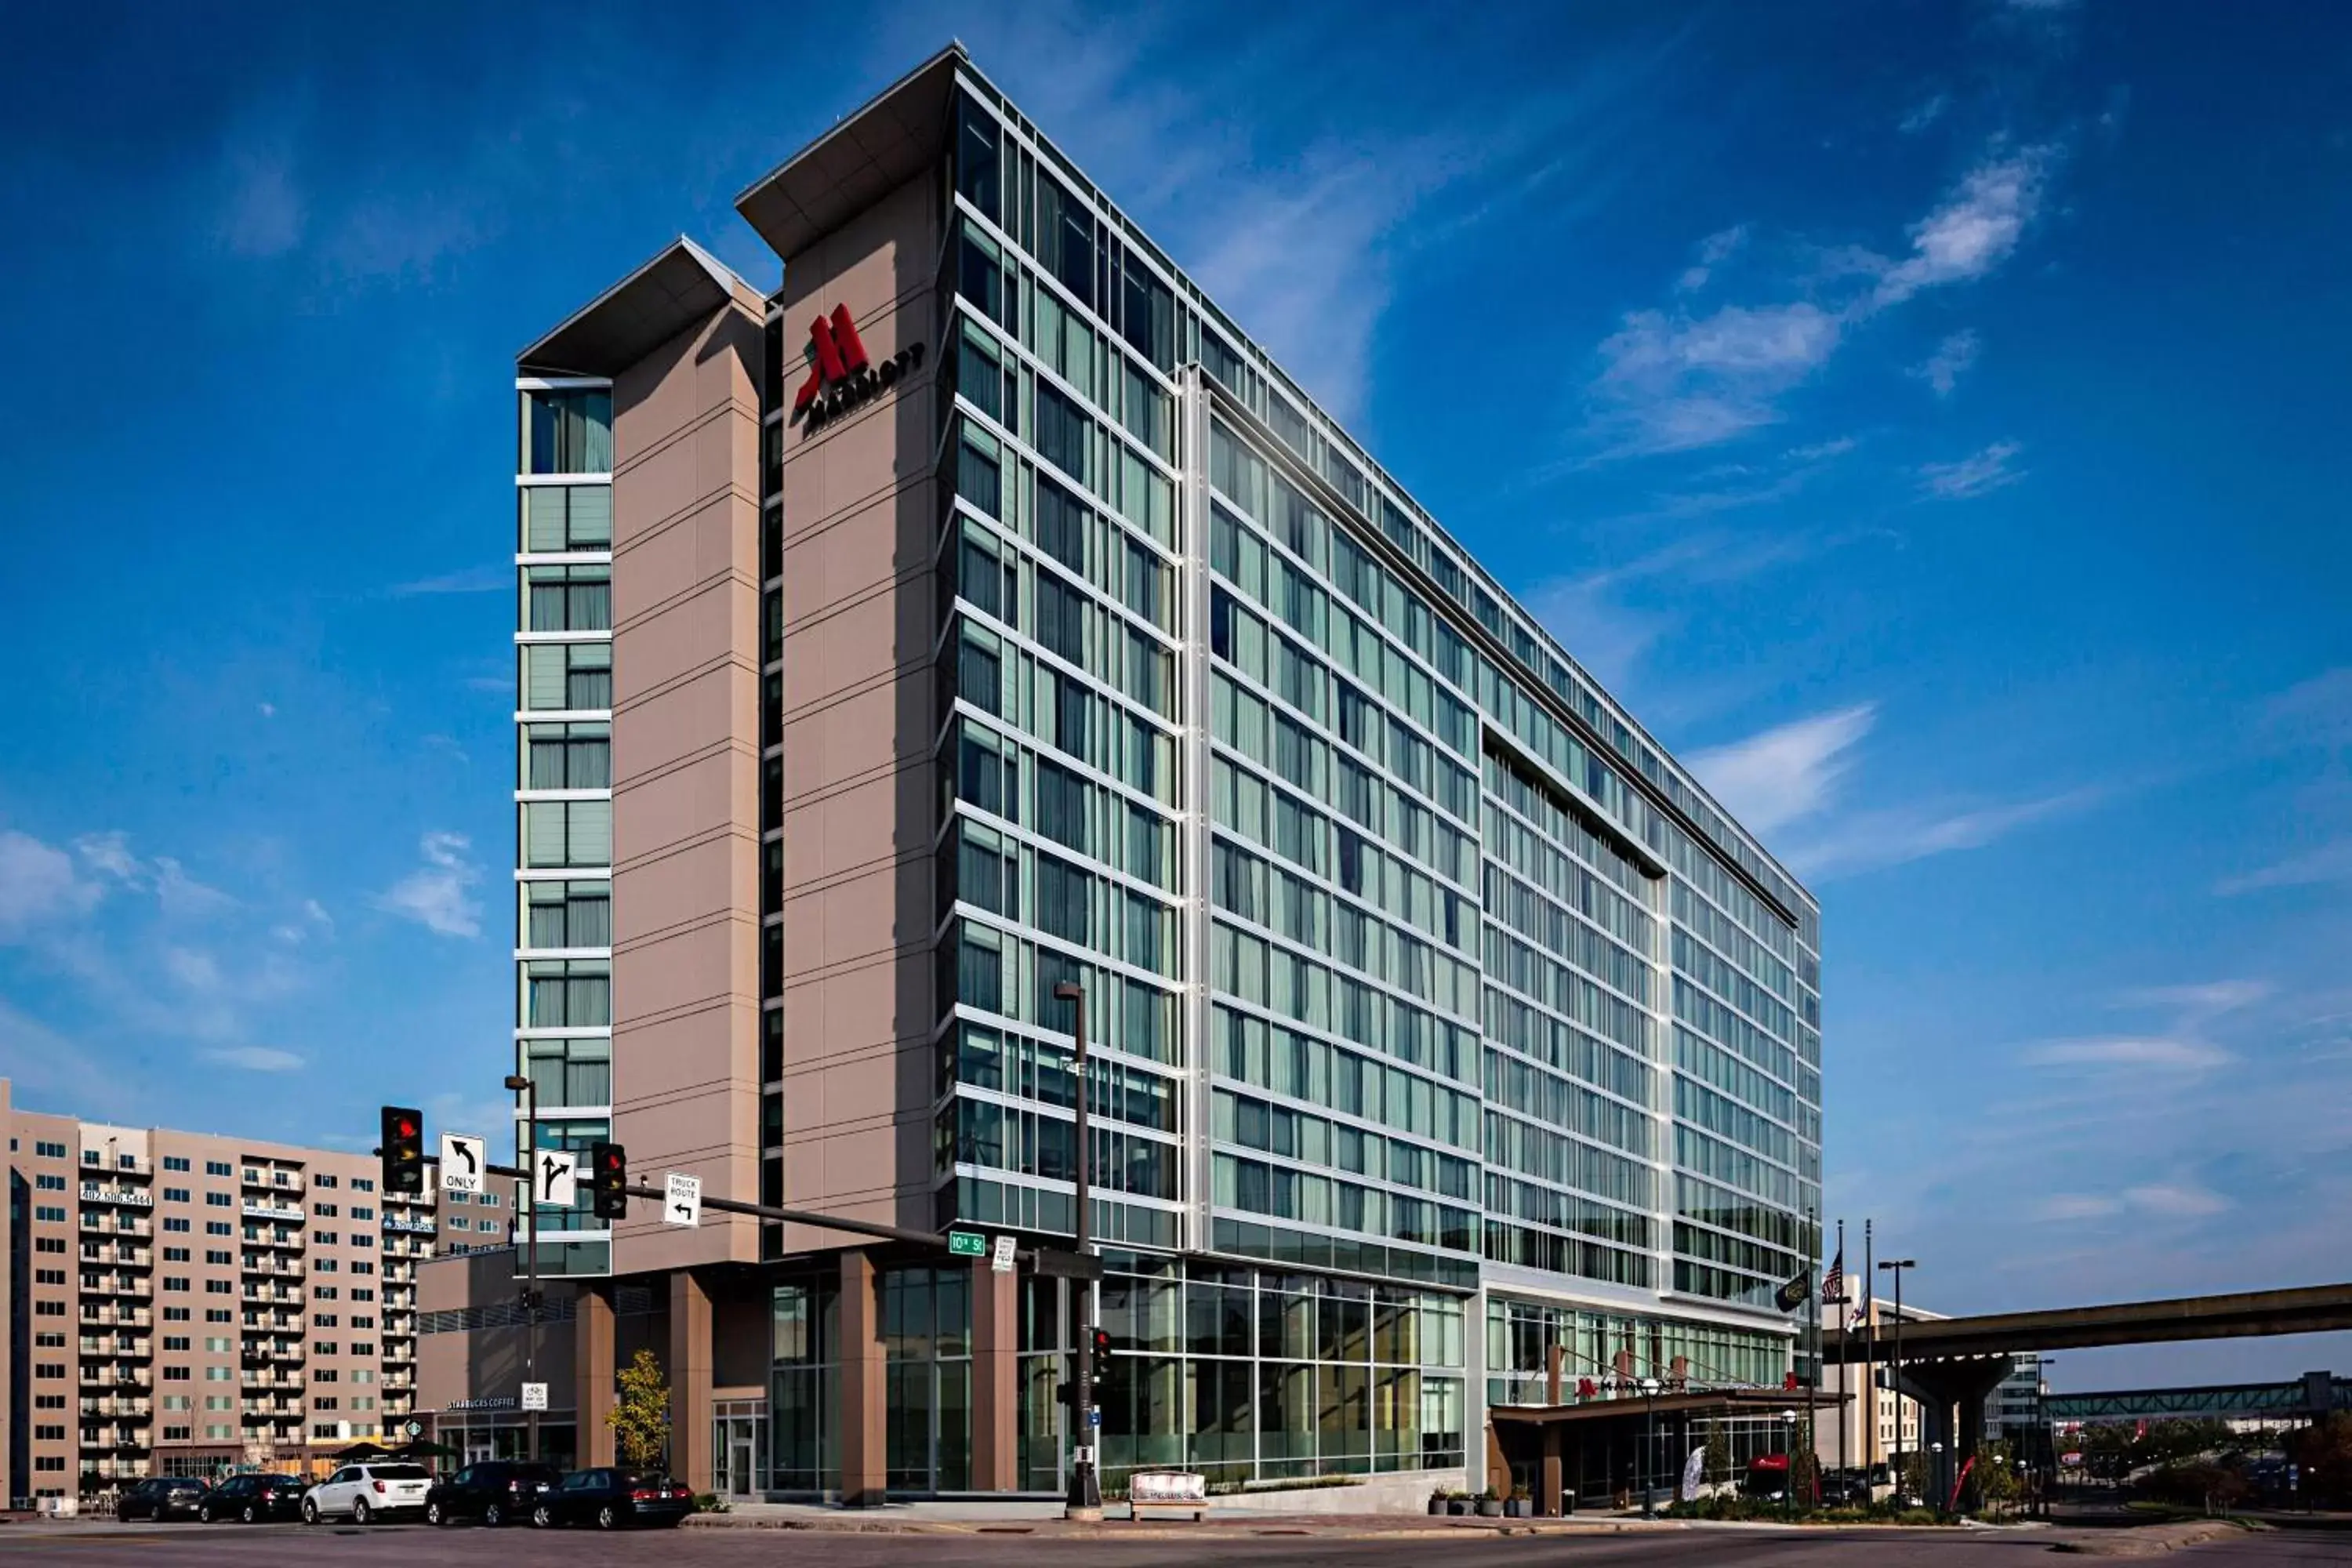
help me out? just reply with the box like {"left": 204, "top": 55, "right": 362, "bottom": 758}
{"left": 790, "top": 303, "right": 924, "bottom": 433}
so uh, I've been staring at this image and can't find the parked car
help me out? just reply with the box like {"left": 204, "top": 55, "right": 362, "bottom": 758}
{"left": 301, "top": 1461, "right": 434, "bottom": 1525}
{"left": 198, "top": 1472, "right": 307, "bottom": 1523}
{"left": 528, "top": 1468, "right": 692, "bottom": 1530}
{"left": 117, "top": 1477, "right": 209, "bottom": 1522}
{"left": 424, "top": 1461, "right": 563, "bottom": 1527}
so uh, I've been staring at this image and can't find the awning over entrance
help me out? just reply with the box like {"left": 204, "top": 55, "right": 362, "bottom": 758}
{"left": 1492, "top": 1385, "right": 1846, "bottom": 1426}
{"left": 1486, "top": 1388, "right": 1849, "bottom": 1517}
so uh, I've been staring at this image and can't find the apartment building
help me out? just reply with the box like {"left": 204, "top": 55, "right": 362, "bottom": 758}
{"left": 0, "top": 1080, "right": 457, "bottom": 1501}
{"left": 430, "top": 42, "right": 1824, "bottom": 1504}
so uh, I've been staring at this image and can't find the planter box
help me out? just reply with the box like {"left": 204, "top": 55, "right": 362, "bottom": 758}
{"left": 1503, "top": 1499, "right": 1531, "bottom": 1518}
{"left": 1476, "top": 1500, "right": 1503, "bottom": 1516}
{"left": 1446, "top": 1500, "right": 1469, "bottom": 1515}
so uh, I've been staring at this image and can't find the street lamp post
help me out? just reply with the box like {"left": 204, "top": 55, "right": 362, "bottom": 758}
{"left": 1930, "top": 1441, "right": 1945, "bottom": 1519}
{"left": 1053, "top": 981, "right": 1101, "bottom": 1521}
{"left": 1780, "top": 1410, "right": 1798, "bottom": 1522}
{"left": 503, "top": 1073, "right": 540, "bottom": 1463}
{"left": 1878, "top": 1258, "right": 1916, "bottom": 1508}
{"left": 1639, "top": 1377, "right": 1661, "bottom": 1517}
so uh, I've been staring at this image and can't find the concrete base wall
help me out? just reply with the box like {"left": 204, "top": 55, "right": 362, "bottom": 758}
{"left": 1203, "top": 1467, "right": 1473, "bottom": 1515}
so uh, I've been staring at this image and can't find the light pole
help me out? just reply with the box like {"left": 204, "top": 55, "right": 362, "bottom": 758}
{"left": 503, "top": 1073, "right": 540, "bottom": 1463}
{"left": 1878, "top": 1258, "right": 1915, "bottom": 1507}
{"left": 1053, "top": 981, "right": 1101, "bottom": 1520}
{"left": 1780, "top": 1410, "right": 1797, "bottom": 1521}
{"left": 1930, "top": 1440, "right": 1944, "bottom": 1518}
{"left": 1639, "top": 1376, "right": 1661, "bottom": 1516}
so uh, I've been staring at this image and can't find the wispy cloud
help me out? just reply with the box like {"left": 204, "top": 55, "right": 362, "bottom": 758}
{"left": 1784, "top": 786, "right": 2104, "bottom": 879}
{"left": 1675, "top": 223, "right": 1751, "bottom": 293}
{"left": 390, "top": 564, "right": 508, "bottom": 596}
{"left": 1588, "top": 302, "right": 1845, "bottom": 457}
{"left": 1578, "top": 143, "right": 2059, "bottom": 459}
{"left": 0, "top": 829, "right": 105, "bottom": 938}
{"left": 201, "top": 1046, "right": 306, "bottom": 1073}
{"left": 2217, "top": 839, "right": 2352, "bottom": 895}
{"left": 1873, "top": 148, "right": 2055, "bottom": 307}
{"left": 1688, "top": 704, "right": 1878, "bottom": 834}
{"left": 1900, "top": 93, "right": 1951, "bottom": 136}
{"left": 1911, "top": 328, "right": 1981, "bottom": 398}
{"left": 376, "top": 831, "right": 483, "bottom": 938}
{"left": 2021, "top": 1036, "right": 2234, "bottom": 1072}
{"left": 1918, "top": 438, "right": 2025, "bottom": 499}
{"left": 2032, "top": 1183, "right": 2229, "bottom": 1224}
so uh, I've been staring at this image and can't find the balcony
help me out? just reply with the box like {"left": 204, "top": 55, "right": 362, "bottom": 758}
{"left": 82, "top": 1247, "right": 152, "bottom": 1272}
{"left": 78, "top": 1367, "right": 151, "bottom": 1392}
{"left": 381, "top": 1374, "right": 416, "bottom": 1392}
{"left": 80, "top": 1214, "right": 152, "bottom": 1239}
{"left": 79, "top": 1338, "right": 151, "bottom": 1360}
{"left": 241, "top": 1255, "right": 304, "bottom": 1280}
{"left": 241, "top": 1286, "right": 300, "bottom": 1306}
{"left": 249, "top": 1371, "right": 304, "bottom": 1391}
{"left": 80, "top": 1306, "right": 153, "bottom": 1330}
{"left": 241, "top": 1169, "right": 305, "bottom": 1196}
{"left": 84, "top": 1276, "right": 147, "bottom": 1300}
{"left": 84, "top": 1153, "right": 152, "bottom": 1177}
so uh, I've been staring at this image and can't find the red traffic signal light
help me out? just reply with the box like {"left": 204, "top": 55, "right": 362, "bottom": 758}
{"left": 1091, "top": 1327, "right": 1111, "bottom": 1357}
{"left": 379, "top": 1106, "right": 425, "bottom": 1195}
{"left": 588, "top": 1140, "right": 627, "bottom": 1220}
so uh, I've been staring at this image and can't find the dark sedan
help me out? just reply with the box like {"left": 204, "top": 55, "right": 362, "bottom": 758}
{"left": 528, "top": 1468, "right": 692, "bottom": 1530}
{"left": 197, "top": 1472, "right": 308, "bottom": 1523}
{"left": 117, "top": 1478, "right": 209, "bottom": 1522}
{"left": 424, "top": 1460, "right": 564, "bottom": 1527}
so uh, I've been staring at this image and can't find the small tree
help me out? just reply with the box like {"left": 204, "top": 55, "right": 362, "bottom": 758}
{"left": 607, "top": 1348, "right": 670, "bottom": 1470}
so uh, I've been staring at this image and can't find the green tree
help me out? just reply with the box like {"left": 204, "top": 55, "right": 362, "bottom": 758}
{"left": 1702, "top": 1424, "right": 1730, "bottom": 1486}
{"left": 1970, "top": 1440, "right": 2023, "bottom": 1515}
{"left": 607, "top": 1347, "right": 671, "bottom": 1470}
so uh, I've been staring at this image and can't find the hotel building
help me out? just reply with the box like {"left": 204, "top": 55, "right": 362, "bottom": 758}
{"left": 0, "top": 1080, "right": 452, "bottom": 1502}
{"left": 440, "top": 42, "right": 1823, "bottom": 1506}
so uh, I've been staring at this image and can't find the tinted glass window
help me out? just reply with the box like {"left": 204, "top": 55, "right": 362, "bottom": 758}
{"left": 370, "top": 1465, "right": 430, "bottom": 1479}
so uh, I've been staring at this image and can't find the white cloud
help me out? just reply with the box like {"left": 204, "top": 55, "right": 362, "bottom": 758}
{"left": 390, "top": 564, "right": 509, "bottom": 596}
{"left": 74, "top": 831, "right": 140, "bottom": 881}
{"left": 376, "top": 831, "right": 482, "bottom": 938}
{"left": 2031, "top": 1182, "right": 2230, "bottom": 1225}
{"left": 0, "top": 830, "right": 104, "bottom": 938}
{"left": 1687, "top": 704, "right": 1877, "bottom": 834}
{"left": 1580, "top": 143, "right": 2056, "bottom": 459}
{"left": 1874, "top": 148, "right": 2055, "bottom": 307}
{"left": 2216, "top": 839, "right": 2352, "bottom": 895}
{"left": 163, "top": 946, "right": 225, "bottom": 994}
{"left": 2020, "top": 1036, "right": 2234, "bottom": 1072}
{"left": 202, "top": 1046, "right": 305, "bottom": 1073}
{"left": 215, "top": 143, "right": 304, "bottom": 258}
{"left": 1784, "top": 786, "right": 2103, "bottom": 879}
{"left": 1675, "top": 223, "right": 1751, "bottom": 292}
{"left": 1588, "top": 302, "right": 1845, "bottom": 457}
{"left": 1900, "top": 93, "right": 1951, "bottom": 136}
{"left": 1911, "top": 328, "right": 1981, "bottom": 397}
{"left": 1918, "top": 439, "right": 2025, "bottom": 499}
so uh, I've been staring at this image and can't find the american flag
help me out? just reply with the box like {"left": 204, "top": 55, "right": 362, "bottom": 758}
{"left": 1821, "top": 1249, "right": 1846, "bottom": 1310}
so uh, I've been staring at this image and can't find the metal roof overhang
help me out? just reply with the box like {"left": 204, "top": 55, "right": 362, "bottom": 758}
{"left": 733, "top": 44, "right": 965, "bottom": 261}
{"left": 1490, "top": 1388, "right": 1849, "bottom": 1427}
{"left": 517, "top": 236, "right": 749, "bottom": 377}
{"left": 1827, "top": 1281, "right": 2352, "bottom": 1364}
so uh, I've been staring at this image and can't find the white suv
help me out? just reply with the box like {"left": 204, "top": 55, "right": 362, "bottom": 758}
{"left": 303, "top": 1462, "right": 434, "bottom": 1525}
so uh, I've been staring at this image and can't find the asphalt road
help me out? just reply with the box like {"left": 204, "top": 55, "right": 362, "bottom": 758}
{"left": 0, "top": 1520, "right": 2342, "bottom": 1567}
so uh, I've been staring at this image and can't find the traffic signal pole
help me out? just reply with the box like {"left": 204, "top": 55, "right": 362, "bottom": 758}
{"left": 503, "top": 1074, "right": 540, "bottom": 1462}
{"left": 1054, "top": 980, "right": 1101, "bottom": 1521}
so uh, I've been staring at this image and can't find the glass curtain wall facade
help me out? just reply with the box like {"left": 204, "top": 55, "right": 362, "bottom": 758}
{"left": 514, "top": 380, "right": 616, "bottom": 1277}
{"left": 874, "top": 70, "right": 1824, "bottom": 1495}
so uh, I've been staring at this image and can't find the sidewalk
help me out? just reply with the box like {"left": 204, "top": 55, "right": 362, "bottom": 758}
{"left": 681, "top": 1501, "right": 1695, "bottom": 1537}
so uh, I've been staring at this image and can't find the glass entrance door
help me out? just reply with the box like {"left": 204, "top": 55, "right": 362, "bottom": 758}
{"left": 711, "top": 1402, "right": 769, "bottom": 1498}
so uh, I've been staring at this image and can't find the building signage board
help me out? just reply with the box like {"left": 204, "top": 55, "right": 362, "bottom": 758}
{"left": 439, "top": 1134, "right": 485, "bottom": 1196}
{"left": 789, "top": 301, "right": 924, "bottom": 435}
{"left": 992, "top": 1235, "right": 1017, "bottom": 1274}
{"left": 521, "top": 1382, "right": 550, "bottom": 1412}
{"left": 947, "top": 1229, "right": 985, "bottom": 1258}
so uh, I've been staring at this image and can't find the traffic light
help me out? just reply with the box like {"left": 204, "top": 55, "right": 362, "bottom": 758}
{"left": 1090, "top": 1327, "right": 1111, "bottom": 1359}
{"left": 380, "top": 1107, "right": 424, "bottom": 1195}
{"left": 588, "top": 1141, "right": 628, "bottom": 1220}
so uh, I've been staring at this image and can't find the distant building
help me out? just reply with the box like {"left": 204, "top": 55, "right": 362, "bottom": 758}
{"left": 0, "top": 1080, "right": 452, "bottom": 1502}
{"left": 1815, "top": 1296, "right": 1946, "bottom": 1475}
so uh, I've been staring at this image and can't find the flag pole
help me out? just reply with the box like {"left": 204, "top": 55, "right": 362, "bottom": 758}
{"left": 1835, "top": 1218, "right": 1848, "bottom": 1486}
{"left": 1863, "top": 1218, "right": 1877, "bottom": 1483}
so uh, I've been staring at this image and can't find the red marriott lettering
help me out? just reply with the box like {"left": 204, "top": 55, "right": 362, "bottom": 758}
{"left": 790, "top": 303, "right": 924, "bottom": 432}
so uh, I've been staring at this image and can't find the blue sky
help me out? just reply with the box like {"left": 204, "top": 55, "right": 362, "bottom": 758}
{"left": 2, "top": 2, "right": 2347, "bottom": 1386}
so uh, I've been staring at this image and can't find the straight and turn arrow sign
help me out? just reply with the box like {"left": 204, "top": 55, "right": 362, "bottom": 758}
{"left": 535, "top": 1150, "right": 578, "bottom": 1208}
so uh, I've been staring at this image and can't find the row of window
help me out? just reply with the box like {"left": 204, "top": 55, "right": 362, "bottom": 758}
{"left": 1214, "top": 1089, "right": 1475, "bottom": 1203}
{"left": 943, "top": 817, "right": 1174, "bottom": 978}
{"left": 1212, "top": 1002, "right": 1479, "bottom": 1151}
{"left": 949, "top": 616, "right": 1174, "bottom": 807}
{"left": 950, "top": 510, "right": 1176, "bottom": 718}
{"left": 949, "top": 717, "right": 1177, "bottom": 892}
{"left": 1213, "top": 1153, "right": 1477, "bottom": 1255}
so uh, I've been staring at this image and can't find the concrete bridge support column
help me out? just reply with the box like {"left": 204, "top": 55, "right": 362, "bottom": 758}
{"left": 1899, "top": 1359, "right": 2013, "bottom": 1508}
